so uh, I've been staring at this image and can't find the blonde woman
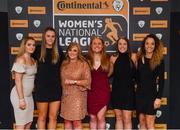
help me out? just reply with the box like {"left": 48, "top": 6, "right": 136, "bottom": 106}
{"left": 10, "top": 37, "right": 37, "bottom": 130}
{"left": 60, "top": 42, "right": 91, "bottom": 129}
{"left": 87, "top": 36, "right": 111, "bottom": 129}
{"left": 136, "top": 34, "right": 165, "bottom": 129}
{"left": 33, "top": 27, "right": 64, "bottom": 129}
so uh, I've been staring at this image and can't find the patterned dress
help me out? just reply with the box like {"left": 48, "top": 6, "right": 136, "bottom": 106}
{"left": 60, "top": 60, "right": 91, "bottom": 120}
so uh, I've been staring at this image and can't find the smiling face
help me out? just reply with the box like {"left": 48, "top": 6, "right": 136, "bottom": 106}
{"left": 67, "top": 46, "right": 79, "bottom": 60}
{"left": 118, "top": 39, "right": 128, "bottom": 53}
{"left": 25, "top": 39, "right": 36, "bottom": 54}
{"left": 144, "top": 37, "right": 155, "bottom": 54}
{"left": 91, "top": 38, "right": 104, "bottom": 53}
{"left": 45, "top": 30, "right": 56, "bottom": 48}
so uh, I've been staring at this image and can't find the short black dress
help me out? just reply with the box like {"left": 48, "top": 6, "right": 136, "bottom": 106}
{"left": 33, "top": 45, "right": 64, "bottom": 102}
{"left": 136, "top": 57, "right": 164, "bottom": 115}
{"left": 111, "top": 53, "right": 136, "bottom": 110}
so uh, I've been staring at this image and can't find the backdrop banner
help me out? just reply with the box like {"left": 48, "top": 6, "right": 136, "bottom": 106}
{"left": 8, "top": 0, "right": 170, "bottom": 129}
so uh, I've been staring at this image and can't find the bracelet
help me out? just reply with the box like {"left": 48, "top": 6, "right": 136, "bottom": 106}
{"left": 74, "top": 80, "right": 77, "bottom": 84}
{"left": 19, "top": 98, "right": 25, "bottom": 102}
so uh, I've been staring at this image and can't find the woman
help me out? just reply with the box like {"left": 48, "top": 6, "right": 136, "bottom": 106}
{"left": 33, "top": 27, "right": 64, "bottom": 129}
{"left": 10, "top": 37, "right": 37, "bottom": 130}
{"left": 87, "top": 36, "right": 111, "bottom": 129}
{"left": 109, "top": 37, "right": 136, "bottom": 129}
{"left": 136, "top": 34, "right": 165, "bottom": 129}
{"left": 60, "top": 42, "right": 91, "bottom": 129}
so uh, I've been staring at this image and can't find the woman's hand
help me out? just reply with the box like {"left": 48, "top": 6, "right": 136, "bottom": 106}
{"left": 19, "top": 99, "right": 26, "bottom": 110}
{"left": 154, "top": 98, "right": 161, "bottom": 109}
{"left": 65, "top": 79, "right": 77, "bottom": 85}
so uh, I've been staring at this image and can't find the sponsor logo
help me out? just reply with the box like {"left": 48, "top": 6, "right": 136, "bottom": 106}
{"left": 155, "top": 33, "right": 163, "bottom": 40}
{"left": 16, "top": 33, "right": 23, "bottom": 41}
{"left": 161, "top": 97, "right": 167, "bottom": 105}
{"left": 113, "top": 0, "right": 124, "bottom": 12}
{"left": 33, "top": 20, "right": 41, "bottom": 28}
{"left": 155, "top": 7, "right": 163, "bottom": 15}
{"left": 150, "top": 20, "right": 168, "bottom": 28}
{"left": 133, "top": 33, "right": 149, "bottom": 41}
{"left": 106, "top": 110, "right": 115, "bottom": 117}
{"left": 15, "top": 6, "right": 23, "bottom": 14}
{"left": 138, "top": 20, "right": 145, "bottom": 28}
{"left": 28, "top": 6, "right": 46, "bottom": 14}
{"left": 10, "top": 20, "right": 28, "bottom": 28}
{"left": 28, "top": 33, "right": 42, "bottom": 41}
{"left": 156, "top": 110, "right": 162, "bottom": 118}
{"left": 133, "top": 7, "right": 150, "bottom": 15}
{"left": 155, "top": 124, "right": 167, "bottom": 129}
{"left": 11, "top": 47, "right": 20, "bottom": 55}
{"left": 151, "top": 0, "right": 168, "bottom": 1}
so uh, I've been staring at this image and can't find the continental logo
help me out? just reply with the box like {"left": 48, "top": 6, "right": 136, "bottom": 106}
{"left": 57, "top": 1, "right": 108, "bottom": 11}
{"left": 155, "top": 124, "right": 167, "bottom": 130}
{"left": 150, "top": 20, "right": 168, "bottom": 28}
{"left": 28, "top": 33, "right": 42, "bottom": 41}
{"left": 161, "top": 97, "right": 167, "bottom": 105}
{"left": 133, "top": 33, "right": 149, "bottom": 41}
{"left": 10, "top": 20, "right": 28, "bottom": 28}
{"left": 54, "top": 0, "right": 129, "bottom": 19}
{"left": 33, "top": 110, "right": 38, "bottom": 117}
{"left": 133, "top": 7, "right": 150, "bottom": 15}
{"left": 28, "top": 6, "right": 46, "bottom": 14}
{"left": 106, "top": 110, "right": 115, "bottom": 117}
{"left": 11, "top": 47, "right": 20, "bottom": 55}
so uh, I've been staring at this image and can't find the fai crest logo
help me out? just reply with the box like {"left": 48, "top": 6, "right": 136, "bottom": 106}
{"left": 15, "top": 6, "right": 23, "bottom": 14}
{"left": 16, "top": 33, "right": 23, "bottom": 41}
{"left": 113, "top": 0, "right": 124, "bottom": 12}
{"left": 33, "top": 20, "right": 41, "bottom": 28}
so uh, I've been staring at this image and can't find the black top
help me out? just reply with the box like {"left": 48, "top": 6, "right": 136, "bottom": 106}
{"left": 32, "top": 45, "right": 64, "bottom": 102}
{"left": 136, "top": 57, "right": 165, "bottom": 99}
{"left": 136, "top": 57, "right": 165, "bottom": 115}
{"left": 111, "top": 53, "right": 136, "bottom": 110}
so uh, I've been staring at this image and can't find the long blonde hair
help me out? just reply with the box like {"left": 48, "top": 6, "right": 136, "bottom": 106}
{"left": 137, "top": 34, "right": 164, "bottom": 70}
{"left": 87, "top": 36, "right": 109, "bottom": 72}
{"left": 39, "top": 26, "right": 59, "bottom": 64}
{"left": 17, "top": 36, "right": 35, "bottom": 58}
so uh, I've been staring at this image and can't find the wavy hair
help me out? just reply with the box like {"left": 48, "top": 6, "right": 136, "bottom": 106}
{"left": 137, "top": 34, "right": 164, "bottom": 70}
{"left": 17, "top": 36, "right": 35, "bottom": 58}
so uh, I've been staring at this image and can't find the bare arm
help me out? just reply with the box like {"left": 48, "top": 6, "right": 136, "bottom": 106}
{"left": 108, "top": 55, "right": 117, "bottom": 77}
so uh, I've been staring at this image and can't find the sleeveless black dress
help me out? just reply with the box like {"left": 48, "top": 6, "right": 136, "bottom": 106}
{"left": 111, "top": 53, "right": 136, "bottom": 110}
{"left": 33, "top": 45, "right": 64, "bottom": 102}
{"left": 136, "top": 57, "right": 164, "bottom": 115}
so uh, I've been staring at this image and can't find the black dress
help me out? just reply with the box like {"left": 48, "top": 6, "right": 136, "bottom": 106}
{"left": 111, "top": 53, "right": 136, "bottom": 110}
{"left": 33, "top": 45, "right": 64, "bottom": 102}
{"left": 136, "top": 57, "right": 164, "bottom": 115}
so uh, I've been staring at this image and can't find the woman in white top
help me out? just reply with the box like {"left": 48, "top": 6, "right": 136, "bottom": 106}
{"left": 10, "top": 37, "right": 37, "bottom": 130}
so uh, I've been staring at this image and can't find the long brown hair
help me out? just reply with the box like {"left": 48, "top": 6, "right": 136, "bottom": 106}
{"left": 87, "top": 36, "right": 109, "bottom": 72}
{"left": 137, "top": 34, "right": 164, "bottom": 70}
{"left": 39, "top": 26, "right": 59, "bottom": 64}
{"left": 17, "top": 36, "right": 35, "bottom": 58}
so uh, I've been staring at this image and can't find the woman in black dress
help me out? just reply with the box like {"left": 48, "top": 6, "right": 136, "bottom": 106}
{"left": 109, "top": 36, "right": 136, "bottom": 129}
{"left": 136, "top": 34, "right": 165, "bottom": 129}
{"left": 33, "top": 27, "right": 64, "bottom": 129}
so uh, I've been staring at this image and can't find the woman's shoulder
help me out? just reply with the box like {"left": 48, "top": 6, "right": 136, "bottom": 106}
{"left": 15, "top": 56, "right": 26, "bottom": 64}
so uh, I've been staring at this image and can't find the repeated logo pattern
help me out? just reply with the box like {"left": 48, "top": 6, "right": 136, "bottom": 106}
{"left": 8, "top": 0, "right": 169, "bottom": 129}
